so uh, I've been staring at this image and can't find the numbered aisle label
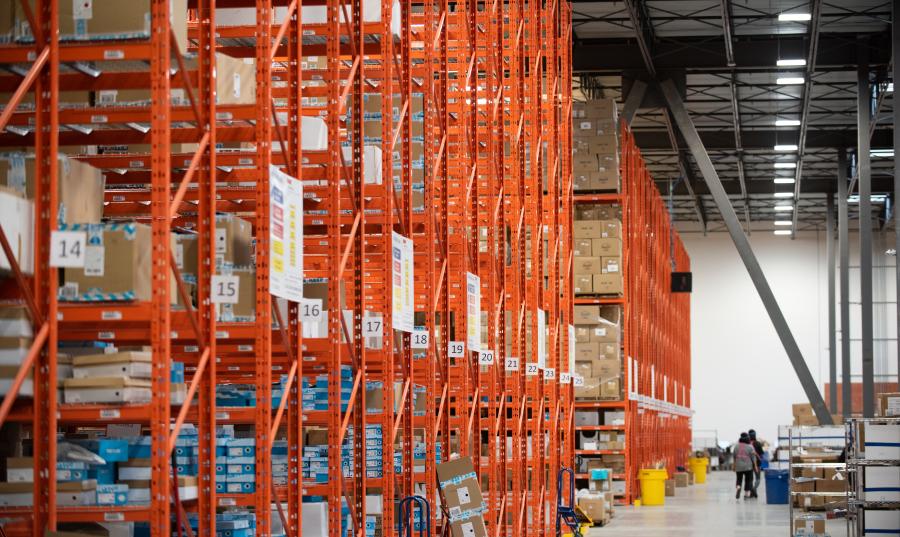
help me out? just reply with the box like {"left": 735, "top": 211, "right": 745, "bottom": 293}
{"left": 543, "top": 368, "right": 556, "bottom": 380}
{"left": 448, "top": 341, "right": 465, "bottom": 358}
{"left": 364, "top": 315, "right": 383, "bottom": 337}
{"left": 505, "top": 357, "right": 520, "bottom": 372}
{"left": 412, "top": 329, "right": 430, "bottom": 349}
{"left": 573, "top": 375, "right": 585, "bottom": 387}
{"left": 478, "top": 350, "right": 494, "bottom": 366}
{"left": 211, "top": 275, "right": 240, "bottom": 304}
{"left": 559, "top": 372, "right": 572, "bottom": 384}
{"left": 300, "top": 298, "right": 324, "bottom": 322}
{"left": 525, "top": 363, "right": 539, "bottom": 377}
{"left": 50, "top": 230, "right": 87, "bottom": 268}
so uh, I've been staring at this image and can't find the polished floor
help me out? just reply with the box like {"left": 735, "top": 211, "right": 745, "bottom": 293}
{"left": 588, "top": 470, "right": 847, "bottom": 536}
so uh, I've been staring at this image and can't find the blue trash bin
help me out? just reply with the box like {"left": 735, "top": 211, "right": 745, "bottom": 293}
{"left": 764, "top": 469, "right": 789, "bottom": 504}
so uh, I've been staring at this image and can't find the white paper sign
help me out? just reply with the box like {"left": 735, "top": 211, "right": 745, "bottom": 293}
{"left": 83, "top": 245, "right": 104, "bottom": 276}
{"left": 573, "top": 375, "right": 585, "bottom": 387}
{"left": 505, "top": 357, "right": 520, "bottom": 372}
{"left": 211, "top": 275, "right": 240, "bottom": 304}
{"left": 560, "top": 372, "right": 572, "bottom": 384}
{"left": 411, "top": 328, "right": 430, "bottom": 349}
{"left": 478, "top": 350, "right": 494, "bottom": 366}
{"left": 50, "top": 230, "right": 86, "bottom": 268}
{"left": 537, "top": 309, "right": 547, "bottom": 369}
{"left": 391, "top": 232, "right": 414, "bottom": 333}
{"left": 568, "top": 324, "right": 575, "bottom": 373}
{"left": 466, "top": 273, "right": 480, "bottom": 350}
{"left": 543, "top": 368, "right": 556, "bottom": 380}
{"left": 448, "top": 341, "right": 465, "bottom": 358}
{"left": 300, "top": 298, "right": 324, "bottom": 323}
{"left": 525, "top": 363, "right": 539, "bottom": 377}
{"left": 269, "top": 166, "right": 304, "bottom": 302}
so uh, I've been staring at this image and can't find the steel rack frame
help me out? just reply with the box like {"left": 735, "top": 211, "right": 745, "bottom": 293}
{"left": 572, "top": 120, "right": 692, "bottom": 504}
{"left": 845, "top": 417, "right": 900, "bottom": 537}
{"left": 0, "top": 0, "right": 572, "bottom": 536}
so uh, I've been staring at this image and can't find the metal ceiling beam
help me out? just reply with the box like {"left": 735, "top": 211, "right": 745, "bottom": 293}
{"left": 632, "top": 128, "right": 894, "bottom": 151}
{"left": 728, "top": 78, "right": 750, "bottom": 232}
{"left": 827, "top": 191, "right": 836, "bottom": 414}
{"left": 573, "top": 34, "right": 892, "bottom": 73}
{"left": 858, "top": 43, "right": 875, "bottom": 418}
{"left": 622, "top": 79, "right": 647, "bottom": 126}
{"left": 660, "top": 176, "right": 895, "bottom": 196}
{"left": 720, "top": 0, "right": 735, "bottom": 68}
{"left": 792, "top": 0, "right": 823, "bottom": 236}
{"left": 839, "top": 148, "right": 851, "bottom": 418}
{"left": 660, "top": 78, "right": 833, "bottom": 425}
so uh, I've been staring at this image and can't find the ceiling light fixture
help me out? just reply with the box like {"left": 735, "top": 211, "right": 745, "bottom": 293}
{"left": 774, "top": 220, "right": 792, "bottom": 226}
{"left": 778, "top": 13, "right": 812, "bottom": 21}
{"left": 774, "top": 177, "right": 795, "bottom": 184}
{"left": 774, "top": 144, "right": 799, "bottom": 151}
{"left": 774, "top": 192, "right": 794, "bottom": 198}
{"left": 775, "top": 119, "right": 801, "bottom": 126}
{"left": 777, "top": 77, "right": 805, "bottom": 85}
{"left": 888, "top": 83, "right": 894, "bottom": 93}
{"left": 774, "top": 230, "right": 793, "bottom": 236}
{"left": 773, "top": 205, "right": 794, "bottom": 212}
{"left": 871, "top": 149, "right": 895, "bottom": 158}
{"left": 774, "top": 162, "right": 797, "bottom": 169}
{"left": 777, "top": 59, "right": 807, "bottom": 67}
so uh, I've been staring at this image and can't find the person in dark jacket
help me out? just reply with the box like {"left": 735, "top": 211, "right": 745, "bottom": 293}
{"left": 734, "top": 432, "right": 759, "bottom": 500}
{"left": 748, "top": 429, "right": 764, "bottom": 498}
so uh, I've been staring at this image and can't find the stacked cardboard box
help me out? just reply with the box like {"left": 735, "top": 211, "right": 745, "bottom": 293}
{"left": 0, "top": 306, "right": 33, "bottom": 397}
{"left": 793, "top": 403, "right": 819, "bottom": 426}
{"left": 436, "top": 457, "right": 488, "bottom": 537}
{"left": 878, "top": 392, "right": 900, "bottom": 417}
{"left": 573, "top": 305, "right": 622, "bottom": 401}
{"left": 573, "top": 210, "right": 623, "bottom": 296}
{"left": 573, "top": 99, "right": 619, "bottom": 192}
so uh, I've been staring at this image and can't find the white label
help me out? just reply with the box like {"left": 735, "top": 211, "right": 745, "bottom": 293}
{"left": 466, "top": 273, "right": 481, "bottom": 350}
{"left": 211, "top": 275, "right": 240, "bottom": 304}
{"left": 215, "top": 331, "right": 229, "bottom": 339}
{"left": 411, "top": 329, "right": 429, "bottom": 349}
{"left": 215, "top": 228, "right": 227, "bottom": 254}
{"left": 595, "top": 327, "right": 606, "bottom": 337}
{"left": 101, "top": 310, "right": 122, "bottom": 320}
{"left": 103, "top": 50, "right": 125, "bottom": 60}
{"left": 544, "top": 368, "right": 556, "bottom": 380}
{"left": 104, "top": 513, "right": 124, "bottom": 522}
{"left": 90, "top": 115, "right": 108, "bottom": 124}
{"left": 537, "top": 309, "right": 547, "bottom": 369}
{"left": 448, "top": 341, "right": 465, "bottom": 358}
{"left": 233, "top": 73, "right": 241, "bottom": 99}
{"left": 505, "top": 357, "right": 520, "bottom": 371}
{"left": 573, "top": 375, "right": 585, "bottom": 387}
{"left": 216, "top": 412, "right": 230, "bottom": 420}
{"left": 478, "top": 350, "right": 494, "bottom": 366}
{"left": 174, "top": 243, "right": 184, "bottom": 269}
{"left": 459, "top": 521, "right": 476, "bottom": 537}
{"left": 887, "top": 397, "right": 900, "bottom": 416}
{"left": 50, "top": 230, "right": 86, "bottom": 268}
{"left": 560, "top": 372, "right": 572, "bottom": 384}
{"left": 579, "top": 121, "right": 591, "bottom": 130}
{"left": 300, "top": 298, "right": 324, "bottom": 323}
{"left": 74, "top": 0, "right": 93, "bottom": 19}
{"left": 525, "top": 363, "right": 539, "bottom": 377}
{"left": 607, "top": 262, "right": 619, "bottom": 273}
{"left": 98, "top": 331, "right": 115, "bottom": 339}
{"left": 269, "top": 166, "right": 304, "bottom": 302}
{"left": 219, "top": 497, "right": 236, "bottom": 506}
{"left": 129, "top": 160, "right": 144, "bottom": 168}
{"left": 238, "top": 345, "right": 253, "bottom": 352}
{"left": 100, "top": 409, "right": 120, "bottom": 419}
{"left": 364, "top": 315, "right": 382, "bottom": 337}
{"left": 83, "top": 245, "right": 104, "bottom": 276}
{"left": 184, "top": 345, "right": 199, "bottom": 353}
{"left": 456, "top": 486, "right": 471, "bottom": 504}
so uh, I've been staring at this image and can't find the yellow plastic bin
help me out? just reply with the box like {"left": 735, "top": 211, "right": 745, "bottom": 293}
{"left": 688, "top": 457, "right": 709, "bottom": 484}
{"left": 638, "top": 469, "right": 668, "bottom": 506}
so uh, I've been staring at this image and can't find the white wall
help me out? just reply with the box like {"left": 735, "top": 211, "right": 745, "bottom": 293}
{"left": 682, "top": 229, "right": 897, "bottom": 449}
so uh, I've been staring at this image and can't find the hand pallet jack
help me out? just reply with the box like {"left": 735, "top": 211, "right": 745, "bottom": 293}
{"left": 556, "top": 467, "right": 593, "bottom": 537}
{"left": 398, "top": 495, "right": 431, "bottom": 537}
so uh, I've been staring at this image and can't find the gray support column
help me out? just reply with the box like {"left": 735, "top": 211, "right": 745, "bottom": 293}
{"left": 660, "top": 79, "right": 833, "bottom": 425}
{"left": 622, "top": 80, "right": 647, "bottom": 127}
{"left": 827, "top": 192, "right": 837, "bottom": 413}
{"left": 893, "top": 0, "right": 900, "bottom": 383}
{"left": 839, "top": 148, "right": 852, "bottom": 417}
{"left": 858, "top": 45, "right": 875, "bottom": 417}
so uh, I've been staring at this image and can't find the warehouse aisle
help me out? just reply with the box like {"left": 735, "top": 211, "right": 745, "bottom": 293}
{"left": 588, "top": 471, "right": 847, "bottom": 536}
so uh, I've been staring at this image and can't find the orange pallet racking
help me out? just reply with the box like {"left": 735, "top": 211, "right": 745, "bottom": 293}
{"left": 573, "top": 121, "right": 692, "bottom": 504}
{"left": 0, "top": 1, "right": 572, "bottom": 537}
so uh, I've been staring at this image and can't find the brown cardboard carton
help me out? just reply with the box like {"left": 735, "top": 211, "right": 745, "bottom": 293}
{"left": 601, "top": 257, "right": 621, "bottom": 274}
{"left": 594, "top": 273, "right": 623, "bottom": 295}
{"left": 215, "top": 267, "right": 256, "bottom": 322}
{"left": 578, "top": 496, "right": 607, "bottom": 523}
{"left": 598, "top": 220, "right": 621, "bottom": 238}
{"left": 61, "top": 223, "right": 152, "bottom": 302}
{"left": 597, "top": 205, "right": 622, "bottom": 220}
{"left": 665, "top": 479, "right": 675, "bottom": 496}
{"left": 793, "top": 403, "right": 815, "bottom": 416}
{"left": 574, "top": 305, "right": 601, "bottom": 325}
{"left": 216, "top": 54, "right": 256, "bottom": 105}
{"left": 674, "top": 472, "right": 689, "bottom": 487}
{"left": 594, "top": 168, "right": 620, "bottom": 192}
{"left": 436, "top": 457, "right": 485, "bottom": 520}
{"left": 573, "top": 221, "right": 604, "bottom": 239}
{"left": 592, "top": 307, "right": 620, "bottom": 342}
{"left": 448, "top": 516, "right": 488, "bottom": 537}
{"left": 800, "top": 467, "right": 823, "bottom": 479}
{"left": 173, "top": 233, "right": 199, "bottom": 282}
{"left": 575, "top": 361, "right": 593, "bottom": 379}
{"left": 815, "top": 478, "right": 846, "bottom": 493}
{"left": 878, "top": 392, "right": 900, "bottom": 417}
{"left": 0, "top": 154, "right": 105, "bottom": 225}
{"left": 600, "top": 378, "right": 620, "bottom": 399}
{"left": 574, "top": 257, "right": 602, "bottom": 275}
{"left": 598, "top": 342, "right": 619, "bottom": 360}
{"left": 215, "top": 215, "right": 253, "bottom": 267}
{"left": 575, "top": 327, "right": 592, "bottom": 343}
{"left": 592, "top": 238, "right": 622, "bottom": 258}
{"left": 574, "top": 174, "right": 593, "bottom": 192}
{"left": 594, "top": 358, "right": 622, "bottom": 380}
{"left": 575, "top": 342, "right": 600, "bottom": 362}
{"left": 792, "top": 479, "right": 816, "bottom": 493}
{"left": 573, "top": 239, "right": 593, "bottom": 257}
{"left": 305, "top": 428, "right": 328, "bottom": 446}
{"left": 575, "top": 377, "right": 602, "bottom": 400}
{"left": 573, "top": 275, "right": 592, "bottom": 294}
{"left": 793, "top": 515, "right": 825, "bottom": 536}
{"left": 793, "top": 415, "right": 818, "bottom": 426}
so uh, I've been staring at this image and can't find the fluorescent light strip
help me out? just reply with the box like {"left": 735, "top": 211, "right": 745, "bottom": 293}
{"left": 778, "top": 13, "right": 812, "bottom": 21}
{"left": 775, "top": 119, "right": 801, "bottom": 127}
{"left": 774, "top": 230, "right": 793, "bottom": 236}
{"left": 773, "top": 205, "right": 794, "bottom": 212}
{"left": 774, "top": 162, "right": 797, "bottom": 169}
{"left": 777, "top": 77, "right": 805, "bottom": 85}
{"left": 774, "top": 221, "right": 792, "bottom": 226}
{"left": 773, "top": 192, "right": 794, "bottom": 198}
{"left": 871, "top": 149, "right": 894, "bottom": 158}
{"left": 776, "top": 59, "right": 807, "bottom": 67}
{"left": 774, "top": 144, "right": 798, "bottom": 151}
{"left": 773, "top": 178, "right": 795, "bottom": 184}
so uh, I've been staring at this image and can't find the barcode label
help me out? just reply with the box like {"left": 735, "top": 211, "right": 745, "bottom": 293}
{"left": 104, "top": 512, "right": 125, "bottom": 521}
{"left": 101, "top": 310, "right": 122, "bottom": 320}
{"left": 98, "top": 331, "right": 115, "bottom": 340}
{"left": 100, "top": 409, "right": 120, "bottom": 419}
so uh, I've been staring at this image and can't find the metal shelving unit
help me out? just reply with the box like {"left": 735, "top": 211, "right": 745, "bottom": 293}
{"left": 846, "top": 417, "right": 900, "bottom": 537}
{"left": 0, "top": 1, "right": 572, "bottom": 537}
{"left": 572, "top": 120, "right": 692, "bottom": 504}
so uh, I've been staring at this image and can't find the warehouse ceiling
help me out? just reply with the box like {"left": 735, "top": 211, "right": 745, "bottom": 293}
{"left": 572, "top": 0, "right": 894, "bottom": 233}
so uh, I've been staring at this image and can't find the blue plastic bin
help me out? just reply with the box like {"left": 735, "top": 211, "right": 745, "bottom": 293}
{"left": 764, "top": 469, "right": 789, "bottom": 504}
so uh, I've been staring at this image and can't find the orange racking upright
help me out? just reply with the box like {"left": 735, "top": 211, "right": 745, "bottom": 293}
{"left": 0, "top": 1, "right": 572, "bottom": 537}
{"left": 573, "top": 120, "right": 692, "bottom": 504}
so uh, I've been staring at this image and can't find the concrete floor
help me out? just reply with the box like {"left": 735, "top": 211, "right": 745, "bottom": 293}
{"left": 587, "top": 470, "right": 847, "bottom": 536}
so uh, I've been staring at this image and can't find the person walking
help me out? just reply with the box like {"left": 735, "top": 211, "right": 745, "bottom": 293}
{"left": 734, "top": 432, "right": 759, "bottom": 500}
{"left": 748, "top": 429, "right": 764, "bottom": 498}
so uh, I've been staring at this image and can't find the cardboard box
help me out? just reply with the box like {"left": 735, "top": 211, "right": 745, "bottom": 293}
{"left": 594, "top": 273, "right": 623, "bottom": 295}
{"left": 573, "top": 99, "right": 617, "bottom": 121}
{"left": 592, "top": 238, "right": 622, "bottom": 258}
{"left": 878, "top": 392, "right": 900, "bottom": 417}
{"left": 573, "top": 257, "right": 602, "bottom": 276}
{"left": 793, "top": 403, "right": 815, "bottom": 416}
{"left": 573, "top": 220, "right": 604, "bottom": 239}
{"left": 61, "top": 222, "right": 152, "bottom": 302}
{"left": 573, "top": 238, "right": 593, "bottom": 257}
{"left": 665, "top": 479, "right": 675, "bottom": 496}
{"left": 815, "top": 478, "right": 846, "bottom": 493}
{"left": 0, "top": 188, "right": 33, "bottom": 275}
{"left": 575, "top": 376, "right": 601, "bottom": 400}
{"left": 598, "top": 220, "right": 621, "bottom": 238}
{"left": 793, "top": 514, "right": 826, "bottom": 536}
{"left": 216, "top": 54, "right": 256, "bottom": 105}
{"left": 574, "top": 306, "right": 601, "bottom": 325}
{"left": 578, "top": 496, "right": 607, "bottom": 523}
{"left": 575, "top": 361, "right": 593, "bottom": 379}
{"left": 0, "top": 154, "right": 105, "bottom": 225}
{"left": 216, "top": 267, "right": 256, "bottom": 322}
{"left": 792, "top": 479, "right": 816, "bottom": 493}
{"left": 71, "top": 351, "right": 152, "bottom": 379}
{"left": 598, "top": 342, "right": 619, "bottom": 360}
{"left": 173, "top": 233, "right": 198, "bottom": 283}
{"left": 602, "top": 257, "right": 621, "bottom": 274}
{"left": 594, "top": 358, "right": 622, "bottom": 380}
{"left": 448, "top": 516, "right": 488, "bottom": 537}
{"left": 600, "top": 378, "right": 620, "bottom": 399}
{"left": 575, "top": 326, "right": 593, "bottom": 343}
{"left": 62, "top": 377, "right": 152, "bottom": 404}
{"left": 574, "top": 275, "right": 593, "bottom": 294}
{"left": 673, "top": 472, "right": 689, "bottom": 487}
{"left": 436, "top": 457, "right": 485, "bottom": 518}
{"left": 215, "top": 215, "right": 253, "bottom": 268}
{"left": 575, "top": 342, "right": 600, "bottom": 362}
{"left": 594, "top": 169, "right": 620, "bottom": 192}
{"left": 794, "top": 415, "right": 819, "bottom": 426}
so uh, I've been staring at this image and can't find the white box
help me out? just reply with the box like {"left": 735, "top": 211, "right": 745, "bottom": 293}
{"left": 341, "top": 145, "right": 383, "bottom": 185}
{"left": 0, "top": 189, "right": 33, "bottom": 275}
{"left": 63, "top": 377, "right": 152, "bottom": 404}
{"left": 578, "top": 431, "right": 599, "bottom": 451}
{"left": 864, "top": 466, "right": 900, "bottom": 502}
{"left": 865, "top": 510, "right": 900, "bottom": 537}
{"left": 72, "top": 362, "right": 152, "bottom": 379}
{"left": 575, "top": 411, "right": 600, "bottom": 426}
{"left": 604, "top": 411, "right": 625, "bottom": 426}
{"left": 119, "top": 464, "right": 152, "bottom": 481}
{"left": 862, "top": 424, "right": 900, "bottom": 460}
{"left": 302, "top": 501, "right": 328, "bottom": 537}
